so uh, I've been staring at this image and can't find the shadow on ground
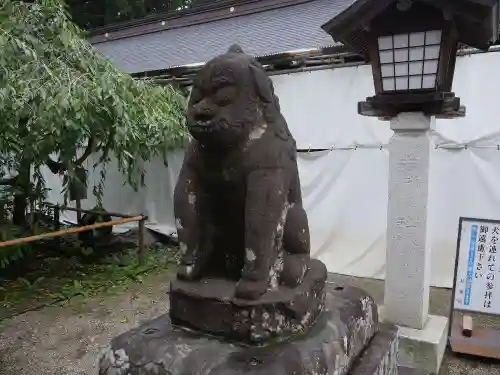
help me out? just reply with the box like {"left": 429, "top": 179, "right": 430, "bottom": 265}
{"left": 0, "top": 272, "right": 498, "bottom": 374}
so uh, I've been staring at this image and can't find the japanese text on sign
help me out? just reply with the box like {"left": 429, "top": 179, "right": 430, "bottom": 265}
{"left": 454, "top": 218, "right": 500, "bottom": 315}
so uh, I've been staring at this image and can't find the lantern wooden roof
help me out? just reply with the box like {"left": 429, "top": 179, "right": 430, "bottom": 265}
{"left": 321, "top": 0, "right": 500, "bottom": 60}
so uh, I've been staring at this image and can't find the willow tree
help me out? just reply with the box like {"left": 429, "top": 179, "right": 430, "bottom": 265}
{"left": 0, "top": 0, "right": 188, "bottom": 226}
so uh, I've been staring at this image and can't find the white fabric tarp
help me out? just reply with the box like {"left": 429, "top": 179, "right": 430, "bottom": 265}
{"left": 43, "top": 50, "right": 500, "bottom": 288}
{"left": 43, "top": 150, "right": 185, "bottom": 234}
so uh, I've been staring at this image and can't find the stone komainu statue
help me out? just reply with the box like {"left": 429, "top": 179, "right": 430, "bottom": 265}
{"left": 173, "top": 45, "right": 310, "bottom": 300}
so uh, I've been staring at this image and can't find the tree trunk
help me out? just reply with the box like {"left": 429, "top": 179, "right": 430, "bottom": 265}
{"left": 12, "top": 157, "right": 31, "bottom": 227}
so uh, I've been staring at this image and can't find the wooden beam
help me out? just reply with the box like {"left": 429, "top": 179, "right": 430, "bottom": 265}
{"left": 0, "top": 215, "right": 145, "bottom": 248}
{"left": 462, "top": 315, "right": 473, "bottom": 337}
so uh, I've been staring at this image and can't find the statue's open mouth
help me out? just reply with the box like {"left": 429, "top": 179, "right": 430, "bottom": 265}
{"left": 189, "top": 120, "right": 214, "bottom": 131}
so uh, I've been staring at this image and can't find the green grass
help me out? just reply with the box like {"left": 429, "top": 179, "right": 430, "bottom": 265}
{"left": 0, "top": 245, "right": 179, "bottom": 320}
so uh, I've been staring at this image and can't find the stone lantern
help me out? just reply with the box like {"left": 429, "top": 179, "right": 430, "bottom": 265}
{"left": 322, "top": 0, "right": 499, "bottom": 373}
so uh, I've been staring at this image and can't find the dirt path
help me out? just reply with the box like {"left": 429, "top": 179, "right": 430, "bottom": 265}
{"left": 1, "top": 272, "right": 499, "bottom": 375}
{"left": 0, "top": 273, "right": 171, "bottom": 375}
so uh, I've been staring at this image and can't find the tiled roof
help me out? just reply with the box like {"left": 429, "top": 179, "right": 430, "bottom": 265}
{"left": 92, "top": 0, "right": 354, "bottom": 73}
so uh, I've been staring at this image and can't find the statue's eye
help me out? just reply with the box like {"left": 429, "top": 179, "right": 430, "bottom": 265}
{"left": 214, "top": 86, "right": 235, "bottom": 106}
{"left": 188, "top": 88, "right": 202, "bottom": 105}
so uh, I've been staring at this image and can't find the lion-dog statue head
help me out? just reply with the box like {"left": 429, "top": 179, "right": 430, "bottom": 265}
{"left": 186, "top": 44, "right": 291, "bottom": 148}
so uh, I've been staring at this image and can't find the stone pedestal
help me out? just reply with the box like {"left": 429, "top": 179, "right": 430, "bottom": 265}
{"left": 98, "top": 282, "right": 399, "bottom": 375}
{"left": 393, "top": 315, "right": 448, "bottom": 375}
{"left": 170, "top": 259, "right": 327, "bottom": 345}
{"left": 383, "top": 112, "right": 447, "bottom": 373}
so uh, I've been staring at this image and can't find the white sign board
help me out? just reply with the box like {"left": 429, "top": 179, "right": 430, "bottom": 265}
{"left": 453, "top": 217, "right": 500, "bottom": 315}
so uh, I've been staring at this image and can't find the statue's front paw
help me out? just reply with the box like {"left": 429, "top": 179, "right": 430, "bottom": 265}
{"left": 177, "top": 264, "right": 200, "bottom": 281}
{"left": 281, "top": 254, "right": 309, "bottom": 287}
{"left": 235, "top": 278, "right": 268, "bottom": 300}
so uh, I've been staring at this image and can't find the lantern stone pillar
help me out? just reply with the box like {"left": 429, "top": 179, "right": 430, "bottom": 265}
{"left": 322, "top": 0, "right": 499, "bottom": 373}
{"left": 384, "top": 111, "right": 432, "bottom": 329}
{"left": 379, "top": 112, "right": 448, "bottom": 374}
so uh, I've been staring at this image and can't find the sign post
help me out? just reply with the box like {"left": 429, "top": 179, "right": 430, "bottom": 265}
{"left": 449, "top": 217, "right": 500, "bottom": 359}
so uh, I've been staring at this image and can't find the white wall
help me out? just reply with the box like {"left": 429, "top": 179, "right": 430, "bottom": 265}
{"left": 44, "top": 50, "right": 500, "bottom": 287}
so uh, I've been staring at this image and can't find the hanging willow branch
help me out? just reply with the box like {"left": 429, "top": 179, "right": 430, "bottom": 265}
{"left": 46, "top": 135, "right": 95, "bottom": 174}
{"left": 0, "top": 0, "right": 189, "bottom": 203}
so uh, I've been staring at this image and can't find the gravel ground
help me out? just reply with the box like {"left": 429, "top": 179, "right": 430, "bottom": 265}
{"left": 0, "top": 273, "right": 172, "bottom": 375}
{"left": 0, "top": 272, "right": 499, "bottom": 375}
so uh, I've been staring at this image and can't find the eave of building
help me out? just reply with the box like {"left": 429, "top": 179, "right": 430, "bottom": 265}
{"left": 89, "top": 0, "right": 354, "bottom": 74}
{"left": 135, "top": 42, "right": 500, "bottom": 89}
{"left": 88, "top": 0, "right": 325, "bottom": 42}
{"left": 88, "top": 0, "right": 500, "bottom": 86}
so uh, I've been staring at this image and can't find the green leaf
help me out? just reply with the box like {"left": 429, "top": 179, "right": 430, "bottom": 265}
{"left": 0, "top": 0, "right": 188, "bottom": 213}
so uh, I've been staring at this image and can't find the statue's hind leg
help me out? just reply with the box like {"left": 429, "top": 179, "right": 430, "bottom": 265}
{"left": 281, "top": 203, "right": 310, "bottom": 287}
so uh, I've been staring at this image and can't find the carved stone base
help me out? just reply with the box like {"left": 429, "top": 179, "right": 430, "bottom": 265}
{"left": 169, "top": 259, "right": 328, "bottom": 345}
{"left": 350, "top": 323, "right": 399, "bottom": 375}
{"left": 98, "top": 283, "right": 399, "bottom": 375}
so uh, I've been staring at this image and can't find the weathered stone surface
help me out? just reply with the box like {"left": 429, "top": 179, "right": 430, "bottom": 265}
{"left": 174, "top": 44, "right": 311, "bottom": 301}
{"left": 99, "top": 284, "right": 382, "bottom": 375}
{"left": 170, "top": 259, "right": 327, "bottom": 345}
{"left": 350, "top": 323, "right": 399, "bottom": 375}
